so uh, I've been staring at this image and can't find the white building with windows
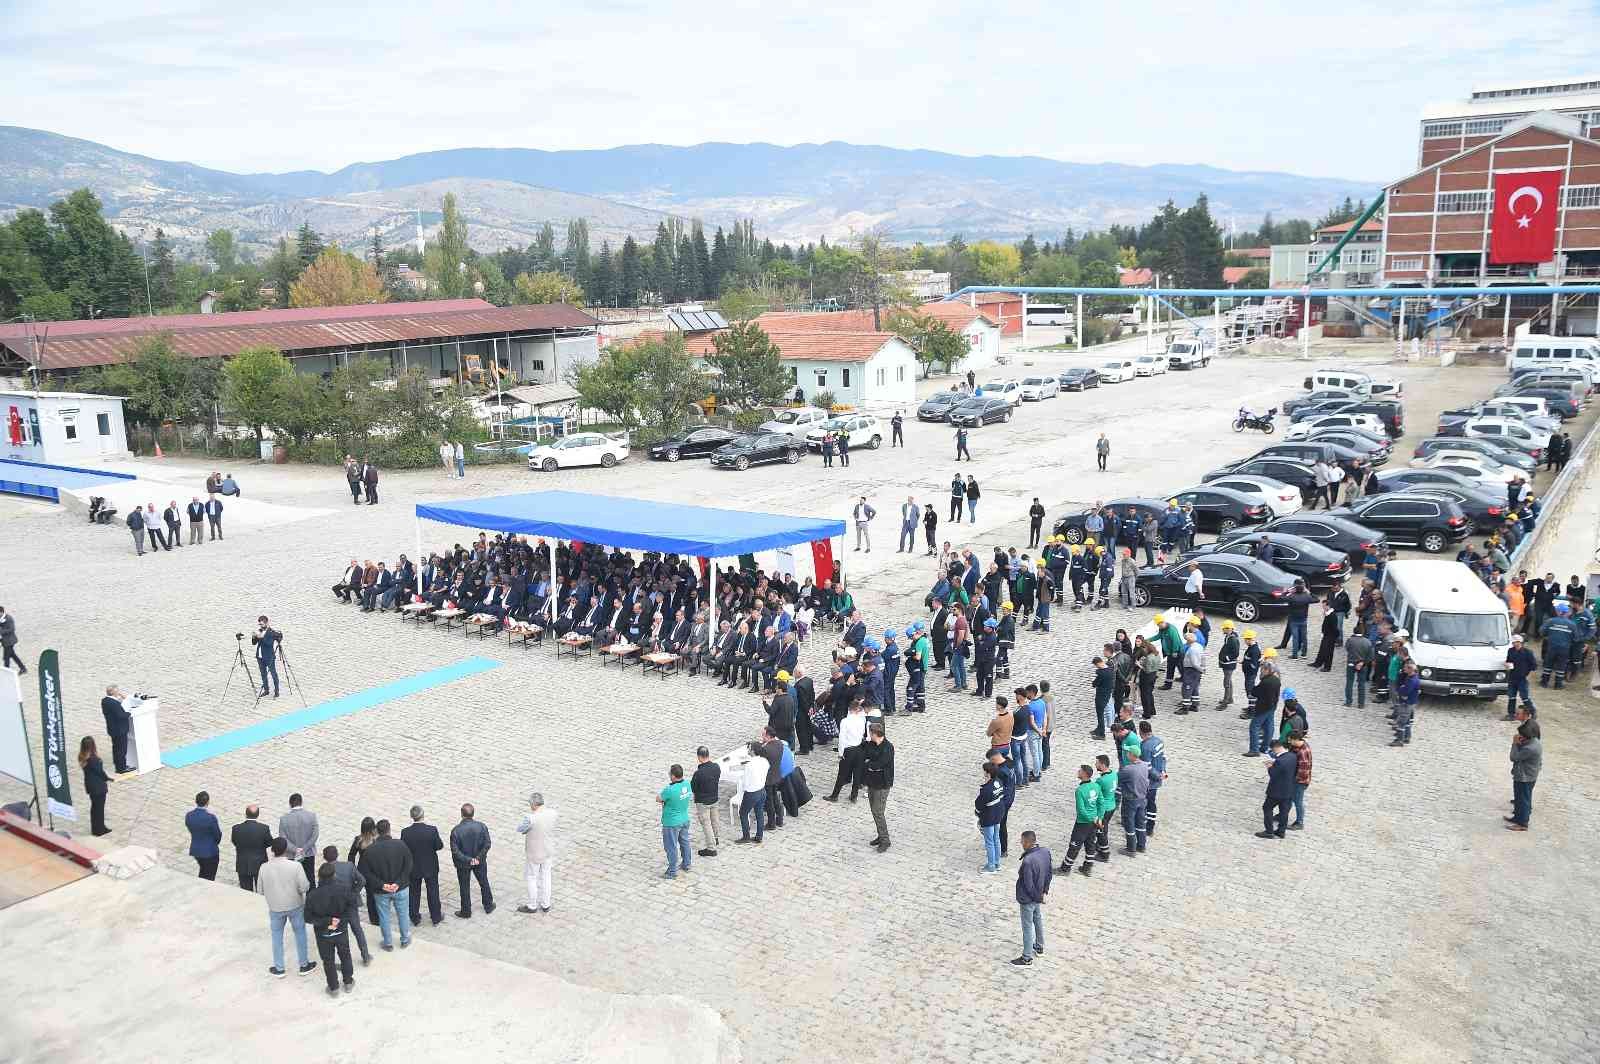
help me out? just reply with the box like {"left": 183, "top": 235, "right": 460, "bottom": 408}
{"left": 772, "top": 332, "right": 919, "bottom": 408}
{"left": 1269, "top": 219, "right": 1384, "bottom": 288}
{"left": 0, "top": 391, "right": 130, "bottom": 464}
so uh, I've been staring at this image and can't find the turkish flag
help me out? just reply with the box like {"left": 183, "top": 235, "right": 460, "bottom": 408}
{"left": 810, "top": 538, "right": 835, "bottom": 585}
{"left": 1490, "top": 170, "right": 1563, "bottom": 264}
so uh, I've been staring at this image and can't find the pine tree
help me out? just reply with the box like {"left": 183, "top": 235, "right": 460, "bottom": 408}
{"left": 591, "top": 241, "right": 616, "bottom": 308}
{"left": 675, "top": 232, "right": 701, "bottom": 302}
{"left": 691, "top": 222, "right": 712, "bottom": 300}
{"left": 651, "top": 222, "right": 675, "bottom": 301}
{"left": 295, "top": 223, "right": 324, "bottom": 271}
{"left": 710, "top": 227, "right": 732, "bottom": 296}
{"left": 1018, "top": 233, "right": 1038, "bottom": 270}
{"left": 618, "top": 237, "right": 643, "bottom": 307}
{"left": 532, "top": 223, "right": 557, "bottom": 272}
{"left": 149, "top": 227, "right": 176, "bottom": 308}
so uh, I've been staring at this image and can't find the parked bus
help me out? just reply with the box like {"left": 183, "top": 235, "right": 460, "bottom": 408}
{"left": 1025, "top": 303, "right": 1073, "bottom": 327}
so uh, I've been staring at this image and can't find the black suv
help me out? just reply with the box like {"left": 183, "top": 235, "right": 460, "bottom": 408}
{"left": 1253, "top": 513, "right": 1386, "bottom": 559}
{"left": 1132, "top": 555, "right": 1298, "bottom": 623}
{"left": 1166, "top": 485, "right": 1273, "bottom": 535}
{"left": 1398, "top": 486, "right": 1508, "bottom": 533}
{"left": 1328, "top": 493, "right": 1471, "bottom": 553}
{"left": 1203, "top": 458, "right": 1319, "bottom": 498}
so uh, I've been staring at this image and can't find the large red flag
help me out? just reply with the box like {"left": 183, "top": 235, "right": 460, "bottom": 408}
{"left": 1489, "top": 170, "right": 1563, "bottom": 264}
{"left": 810, "top": 538, "right": 835, "bottom": 585}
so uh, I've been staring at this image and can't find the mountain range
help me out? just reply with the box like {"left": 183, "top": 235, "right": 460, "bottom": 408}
{"left": 0, "top": 125, "right": 1376, "bottom": 256}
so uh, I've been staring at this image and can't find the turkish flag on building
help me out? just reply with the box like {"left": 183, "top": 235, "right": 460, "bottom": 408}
{"left": 1489, "top": 170, "right": 1563, "bottom": 264}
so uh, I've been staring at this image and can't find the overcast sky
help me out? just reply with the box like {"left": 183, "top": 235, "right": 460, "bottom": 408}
{"left": 5, "top": 0, "right": 1596, "bottom": 182}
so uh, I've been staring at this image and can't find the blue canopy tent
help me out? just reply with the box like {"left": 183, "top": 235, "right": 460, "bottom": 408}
{"left": 414, "top": 489, "right": 846, "bottom": 634}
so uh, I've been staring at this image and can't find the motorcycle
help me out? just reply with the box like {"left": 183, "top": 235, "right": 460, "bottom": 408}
{"left": 1233, "top": 407, "right": 1276, "bottom": 434}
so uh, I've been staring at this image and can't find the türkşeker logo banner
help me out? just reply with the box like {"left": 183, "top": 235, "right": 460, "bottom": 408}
{"left": 1489, "top": 170, "right": 1563, "bottom": 265}
{"left": 38, "top": 649, "right": 75, "bottom": 821}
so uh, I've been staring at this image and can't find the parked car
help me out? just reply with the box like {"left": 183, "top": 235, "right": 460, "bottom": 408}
{"left": 1303, "top": 369, "right": 1373, "bottom": 395}
{"left": 1505, "top": 366, "right": 1594, "bottom": 394}
{"left": 1186, "top": 531, "right": 1351, "bottom": 588}
{"left": 1460, "top": 417, "right": 1549, "bottom": 458}
{"left": 1303, "top": 429, "right": 1391, "bottom": 465}
{"left": 527, "top": 432, "right": 630, "bottom": 472}
{"left": 1251, "top": 513, "right": 1387, "bottom": 560}
{"left": 1134, "top": 353, "right": 1169, "bottom": 377}
{"left": 1395, "top": 485, "right": 1508, "bottom": 533}
{"left": 1366, "top": 376, "right": 1404, "bottom": 400}
{"left": 1288, "top": 399, "right": 1361, "bottom": 423}
{"left": 1503, "top": 385, "right": 1581, "bottom": 419}
{"left": 949, "top": 396, "right": 1013, "bottom": 427}
{"left": 1408, "top": 451, "right": 1519, "bottom": 485}
{"left": 917, "top": 391, "right": 967, "bottom": 422}
{"left": 1371, "top": 467, "right": 1486, "bottom": 496}
{"left": 648, "top": 426, "right": 746, "bottom": 461}
{"left": 1098, "top": 358, "right": 1137, "bottom": 383}
{"left": 1166, "top": 485, "right": 1273, "bottom": 534}
{"left": 1132, "top": 555, "right": 1300, "bottom": 623}
{"left": 1053, "top": 497, "right": 1169, "bottom": 544}
{"left": 710, "top": 432, "right": 805, "bottom": 470}
{"left": 1240, "top": 440, "right": 1371, "bottom": 472}
{"left": 1327, "top": 493, "right": 1471, "bottom": 553}
{"left": 1285, "top": 411, "right": 1386, "bottom": 441}
{"left": 1500, "top": 376, "right": 1588, "bottom": 407}
{"left": 804, "top": 413, "right": 882, "bottom": 451}
{"left": 757, "top": 406, "right": 831, "bottom": 438}
{"left": 1336, "top": 399, "right": 1405, "bottom": 437}
{"left": 1200, "top": 474, "right": 1304, "bottom": 517}
{"left": 1411, "top": 435, "right": 1536, "bottom": 472}
{"left": 1282, "top": 389, "right": 1358, "bottom": 416}
{"left": 1203, "top": 458, "right": 1320, "bottom": 499}
{"left": 1058, "top": 367, "right": 1100, "bottom": 391}
{"left": 984, "top": 379, "right": 1024, "bottom": 406}
{"left": 1165, "top": 336, "right": 1212, "bottom": 369}
{"left": 1018, "top": 375, "right": 1061, "bottom": 401}
{"left": 1440, "top": 403, "right": 1558, "bottom": 438}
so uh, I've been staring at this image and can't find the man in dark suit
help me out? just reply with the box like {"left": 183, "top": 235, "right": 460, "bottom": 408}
{"left": 230, "top": 803, "right": 273, "bottom": 891}
{"left": 1257, "top": 739, "right": 1299, "bottom": 839}
{"left": 185, "top": 790, "right": 222, "bottom": 880}
{"left": 320, "top": 844, "right": 372, "bottom": 966}
{"left": 333, "top": 559, "right": 362, "bottom": 603}
{"left": 186, "top": 496, "right": 206, "bottom": 544}
{"left": 100, "top": 685, "right": 133, "bottom": 773}
{"left": 203, "top": 493, "right": 224, "bottom": 540}
{"left": 361, "top": 461, "right": 379, "bottom": 504}
{"left": 401, "top": 804, "right": 445, "bottom": 926}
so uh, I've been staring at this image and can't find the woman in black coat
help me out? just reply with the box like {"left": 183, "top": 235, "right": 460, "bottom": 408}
{"left": 78, "top": 736, "right": 112, "bottom": 836}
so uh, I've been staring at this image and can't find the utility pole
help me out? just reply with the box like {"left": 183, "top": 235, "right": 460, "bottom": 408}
{"left": 137, "top": 229, "right": 154, "bottom": 316}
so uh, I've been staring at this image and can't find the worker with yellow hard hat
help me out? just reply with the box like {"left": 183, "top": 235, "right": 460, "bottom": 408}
{"left": 1241, "top": 628, "right": 1263, "bottom": 718}
{"left": 1216, "top": 617, "right": 1242, "bottom": 710}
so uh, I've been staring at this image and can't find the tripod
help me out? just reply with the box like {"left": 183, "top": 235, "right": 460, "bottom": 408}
{"left": 276, "top": 643, "right": 308, "bottom": 707}
{"left": 218, "top": 634, "right": 263, "bottom": 710}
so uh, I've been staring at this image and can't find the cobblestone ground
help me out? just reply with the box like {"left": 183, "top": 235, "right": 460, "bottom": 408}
{"left": 4, "top": 352, "right": 1597, "bottom": 1064}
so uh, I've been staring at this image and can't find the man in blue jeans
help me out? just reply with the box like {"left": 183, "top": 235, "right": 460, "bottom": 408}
{"left": 259, "top": 838, "right": 316, "bottom": 977}
{"left": 1284, "top": 583, "right": 1316, "bottom": 658}
{"left": 1246, "top": 659, "right": 1281, "bottom": 757}
{"left": 1011, "top": 830, "right": 1052, "bottom": 965}
{"left": 658, "top": 763, "right": 693, "bottom": 879}
{"left": 976, "top": 762, "right": 1005, "bottom": 872}
{"left": 735, "top": 743, "right": 769, "bottom": 844}
{"left": 360, "top": 819, "right": 414, "bottom": 951}
{"left": 1504, "top": 635, "right": 1539, "bottom": 720}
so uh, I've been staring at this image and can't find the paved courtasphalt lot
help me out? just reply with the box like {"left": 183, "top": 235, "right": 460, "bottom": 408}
{"left": 3, "top": 348, "right": 1597, "bottom": 1064}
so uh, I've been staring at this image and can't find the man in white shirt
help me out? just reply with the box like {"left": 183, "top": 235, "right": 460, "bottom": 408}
{"left": 515, "top": 792, "right": 557, "bottom": 914}
{"left": 734, "top": 743, "right": 769, "bottom": 844}
{"left": 1183, "top": 563, "right": 1204, "bottom": 609}
{"left": 824, "top": 698, "right": 870, "bottom": 802}
{"left": 439, "top": 441, "right": 454, "bottom": 477}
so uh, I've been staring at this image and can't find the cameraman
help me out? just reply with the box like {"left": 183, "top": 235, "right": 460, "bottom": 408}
{"left": 251, "top": 616, "right": 283, "bottom": 699}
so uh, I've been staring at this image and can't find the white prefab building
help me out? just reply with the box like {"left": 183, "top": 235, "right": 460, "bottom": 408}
{"left": 0, "top": 391, "right": 130, "bottom": 464}
{"left": 917, "top": 302, "right": 1002, "bottom": 371}
{"left": 774, "top": 332, "right": 920, "bottom": 409}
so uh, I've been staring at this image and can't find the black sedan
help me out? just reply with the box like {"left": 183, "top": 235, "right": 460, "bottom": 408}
{"left": 648, "top": 426, "right": 747, "bottom": 461}
{"left": 709, "top": 433, "right": 804, "bottom": 471}
{"left": 1282, "top": 389, "right": 1358, "bottom": 416}
{"left": 1254, "top": 513, "right": 1386, "bottom": 560}
{"left": 1204, "top": 458, "right": 1320, "bottom": 498}
{"left": 1185, "top": 531, "right": 1352, "bottom": 588}
{"left": 1245, "top": 440, "right": 1371, "bottom": 471}
{"left": 1167, "top": 485, "right": 1273, "bottom": 535}
{"left": 917, "top": 391, "right": 966, "bottom": 422}
{"left": 1328, "top": 493, "right": 1471, "bottom": 553}
{"left": 1132, "top": 555, "right": 1299, "bottom": 623}
{"left": 949, "top": 396, "right": 1013, "bottom": 427}
{"left": 1370, "top": 467, "right": 1485, "bottom": 496}
{"left": 1304, "top": 429, "right": 1391, "bottom": 466}
{"left": 1505, "top": 386, "right": 1581, "bottom": 419}
{"left": 1058, "top": 367, "right": 1100, "bottom": 391}
{"left": 1053, "top": 497, "right": 1169, "bottom": 544}
{"left": 1288, "top": 399, "right": 1358, "bottom": 423}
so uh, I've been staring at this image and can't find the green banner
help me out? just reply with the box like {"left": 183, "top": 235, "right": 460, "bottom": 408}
{"left": 38, "top": 649, "right": 74, "bottom": 822}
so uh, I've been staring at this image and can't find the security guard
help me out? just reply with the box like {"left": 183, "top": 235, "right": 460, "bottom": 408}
{"left": 1217, "top": 620, "right": 1241, "bottom": 709}
{"left": 996, "top": 603, "right": 1016, "bottom": 680}
{"left": 1539, "top": 601, "right": 1577, "bottom": 688}
{"left": 880, "top": 629, "right": 901, "bottom": 715}
{"left": 1240, "top": 629, "right": 1261, "bottom": 717}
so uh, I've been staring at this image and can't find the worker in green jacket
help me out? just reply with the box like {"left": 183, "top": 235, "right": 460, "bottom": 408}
{"left": 905, "top": 621, "right": 930, "bottom": 711}
{"left": 1114, "top": 719, "right": 1142, "bottom": 767}
{"left": 1386, "top": 633, "right": 1407, "bottom": 720}
{"left": 1094, "top": 753, "right": 1118, "bottom": 861}
{"left": 1156, "top": 614, "right": 1185, "bottom": 690}
{"left": 1057, "top": 764, "right": 1101, "bottom": 877}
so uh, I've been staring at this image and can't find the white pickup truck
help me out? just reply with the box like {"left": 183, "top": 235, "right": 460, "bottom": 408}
{"left": 1166, "top": 336, "right": 1213, "bottom": 370}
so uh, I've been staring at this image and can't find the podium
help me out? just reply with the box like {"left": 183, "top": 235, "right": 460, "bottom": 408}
{"left": 125, "top": 697, "right": 163, "bottom": 774}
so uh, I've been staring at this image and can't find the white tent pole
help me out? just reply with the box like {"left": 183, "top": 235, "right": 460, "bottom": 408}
{"left": 550, "top": 539, "right": 558, "bottom": 624}
{"left": 415, "top": 516, "right": 423, "bottom": 595}
{"left": 709, "top": 560, "right": 717, "bottom": 641}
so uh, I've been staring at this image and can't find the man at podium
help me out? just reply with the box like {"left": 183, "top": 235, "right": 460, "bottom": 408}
{"left": 101, "top": 685, "right": 133, "bottom": 774}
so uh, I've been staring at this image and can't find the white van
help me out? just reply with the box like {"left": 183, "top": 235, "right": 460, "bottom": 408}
{"left": 1380, "top": 560, "right": 1512, "bottom": 698}
{"left": 1303, "top": 369, "right": 1373, "bottom": 395}
{"left": 1507, "top": 335, "right": 1600, "bottom": 380}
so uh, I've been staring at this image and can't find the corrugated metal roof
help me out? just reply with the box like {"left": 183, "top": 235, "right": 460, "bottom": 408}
{"left": 0, "top": 301, "right": 598, "bottom": 369}
{"left": 506, "top": 383, "right": 580, "bottom": 407}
